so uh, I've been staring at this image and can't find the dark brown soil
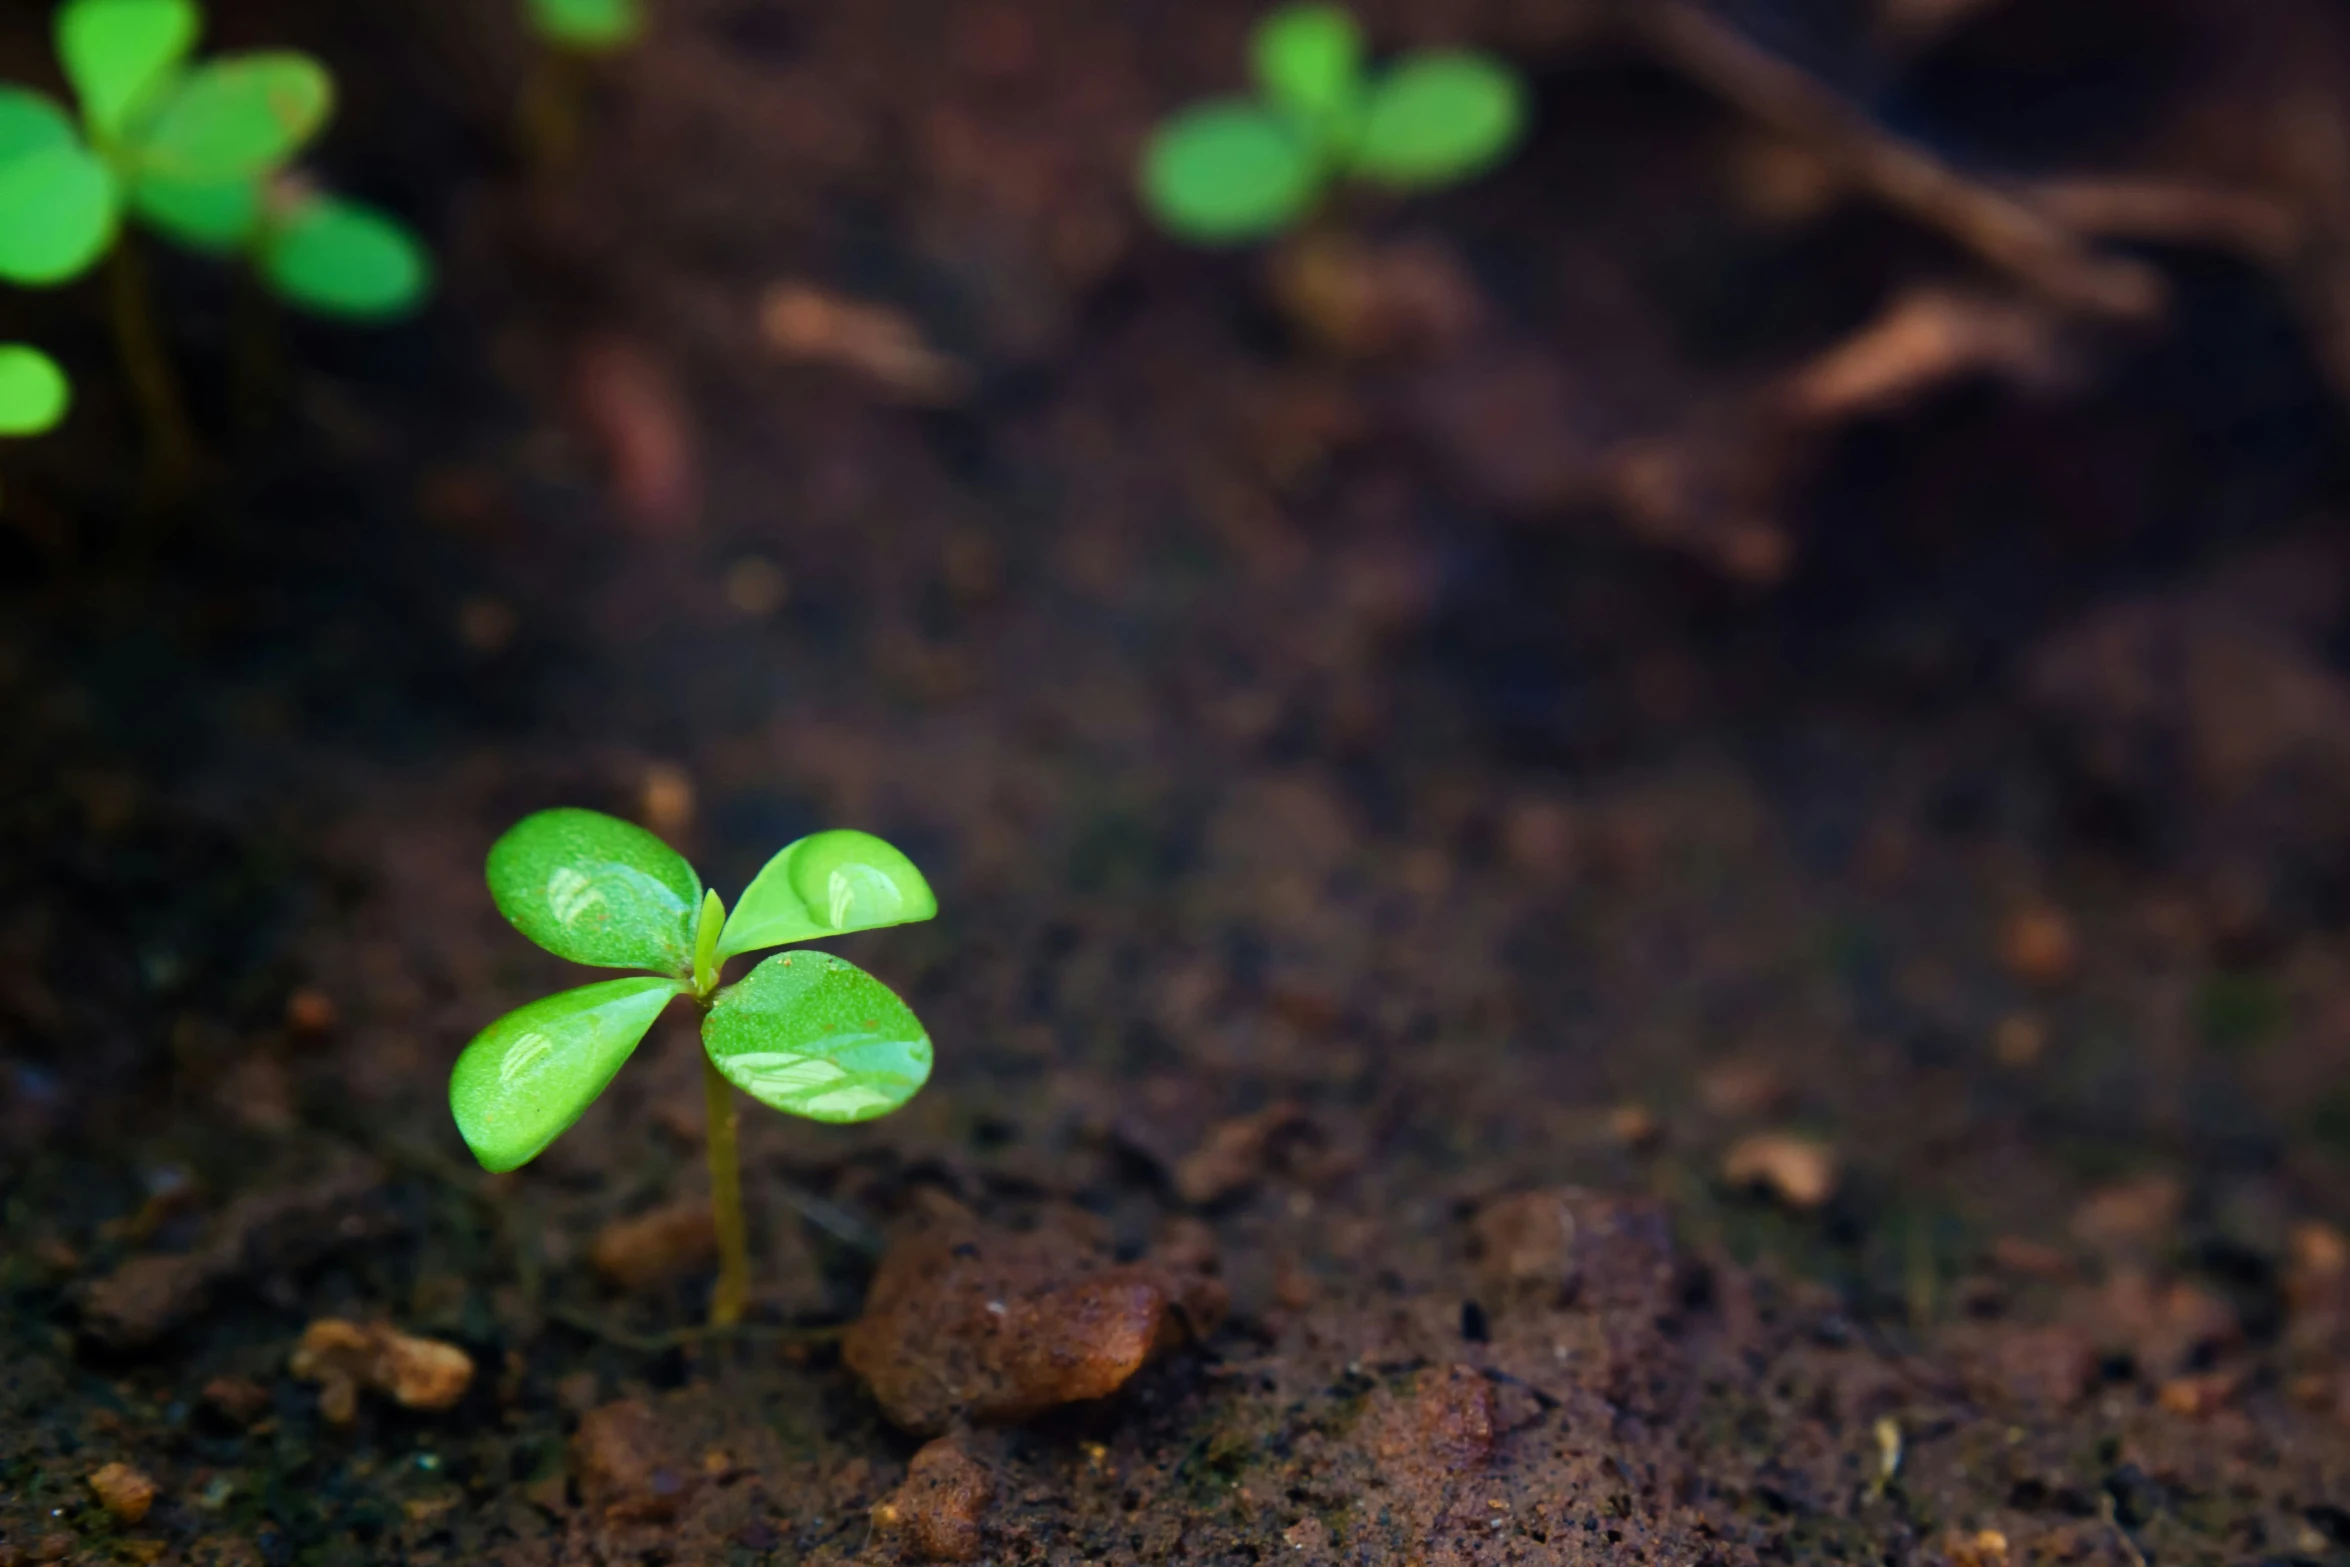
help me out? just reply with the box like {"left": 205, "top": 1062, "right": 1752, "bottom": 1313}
{"left": 9, "top": 1, "right": 2350, "bottom": 1563}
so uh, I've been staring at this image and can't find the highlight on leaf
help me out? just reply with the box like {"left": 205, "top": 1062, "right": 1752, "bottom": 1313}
{"left": 1350, "top": 51, "right": 1525, "bottom": 187}
{"left": 131, "top": 52, "right": 332, "bottom": 183}
{"left": 0, "top": 345, "right": 71, "bottom": 437}
{"left": 260, "top": 191, "right": 433, "bottom": 319}
{"left": 0, "top": 138, "right": 118, "bottom": 285}
{"left": 717, "top": 828, "right": 939, "bottom": 958}
{"left": 57, "top": 0, "right": 201, "bottom": 145}
{"left": 702, "top": 951, "right": 933, "bottom": 1124}
{"left": 1250, "top": 2, "right": 1364, "bottom": 125}
{"left": 449, "top": 976, "right": 681, "bottom": 1173}
{"left": 1140, "top": 101, "right": 1320, "bottom": 245}
{"left": 486, "top": 807, "right": 704, "bottom": 973}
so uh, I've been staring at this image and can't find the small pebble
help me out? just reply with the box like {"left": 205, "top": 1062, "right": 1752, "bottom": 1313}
{"left": 2001, "top": 904, "right": 2079, "bottom": 986}
{"left": 1722, "top": 1133, "right": 1839, "bottom": 1209}
{"left": 290, "top": 1320, "right": 473, "bottom": 1423}
{"left": 872, "top": 1437, "right": 993, "bottom": 1562}
{"left": 87, "top": 1461, "right": 157, "bottom": 1523}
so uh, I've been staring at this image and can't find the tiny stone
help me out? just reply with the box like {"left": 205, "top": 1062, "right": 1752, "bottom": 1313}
{"left": 87, "top": 1461, "right": 157, "bottom": 1523}
{"left": 1721, "top": 1133, "right": 1839, "bottom": 1209}
{"left": 2000, "top": 905, "right": 2079, "bottom": 986}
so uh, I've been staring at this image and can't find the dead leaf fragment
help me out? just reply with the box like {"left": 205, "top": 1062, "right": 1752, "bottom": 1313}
{"left": 760, "top": 282, "right": 970, "bottom": 404}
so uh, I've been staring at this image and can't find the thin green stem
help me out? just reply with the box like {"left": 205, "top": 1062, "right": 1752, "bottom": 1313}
{"left": 518, "top": 47, "right": 591, "bottom": 173}
{"left": 107, "top": 237, "right": 195, "bottom": 507}
{"left": 701, "top": 1047, "right": 750, "bottom": 1329}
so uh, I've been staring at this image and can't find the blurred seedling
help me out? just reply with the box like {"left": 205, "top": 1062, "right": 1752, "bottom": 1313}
{"left": 518, "top": 0, "right": 644, "bottom": 170}
{"left": 0, "top": 0, "right": 430, "bottom": 485}
{"left": 0, "top": 344, "right": 71, "bottom": 508}
{"left": 1139, "top": 2, "right": 1527, "bottom": 245}
{"left": 452, "top": 808, "right": 938, "bottom": 1329}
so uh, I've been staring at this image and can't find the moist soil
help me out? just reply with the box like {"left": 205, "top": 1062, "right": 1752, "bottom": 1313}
{"left": 7, "top": 1, "right": 2350, "bottom": 1563}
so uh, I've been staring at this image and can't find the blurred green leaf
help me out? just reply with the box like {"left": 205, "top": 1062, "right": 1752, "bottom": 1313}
{"left": 0, "top": 143, "right": 117, "bottom": 285}
{"left": 486, "top": 807, "right": 703, "bottom": 972}
{"left": 130, "top": 171, "right": 259, "bottom": 251}
{"left": 449, "top": 976, "right": 680, "bottom": 1171}
{"left": 57, "top": 0, "right": 199, "bottom": 144}
{"left": 0, "top": 345, "right": 71, "bottom": 436}
{"left": 262, "top": 193, "right": 431, "bottom": 319}
{"left": 1251, "top": 3, "right": 1364, "bottom": 127}
{"left": 702, "top": 951, "right": 932, "bottom": 1123}
{"left": 528, "top": 0, "right": 644, "bottom": 51}
{"left": 131, "top": 52, "right": 332, "bottom": 182}
{"left": 717, "top": 829, "right": 937, "bottom": 959}
{"left": 1139, "top": 100, "right": 1319, "bottom": 244}
{"left": 1350, "top": 51, "right": 1524, "bottom": 188}
{"left": 0, "top": 87, "right": 81, "bottom": 164}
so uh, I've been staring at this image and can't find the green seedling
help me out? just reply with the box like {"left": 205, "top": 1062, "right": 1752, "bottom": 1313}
{"left": 518, "top": 0, "right": 643, "bottom": 170}
{"left": 1139, "top": 2, "right": 1527, "bottom": 244}
{"left": 0, "top": 0, "right": 431, "bottom": 477}
{"left": 0, "top": 343, "right": 71, "bottom": 507}
{"left": 451, "top": 809, "right": 939, "bottom": 1327}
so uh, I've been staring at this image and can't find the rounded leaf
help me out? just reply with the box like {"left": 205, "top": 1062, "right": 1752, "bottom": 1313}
{"left": 717, "top": 829, "right": 938, "bottom": 959}
{"left": 1139, "top": 99, "right": 1320, "bottom": 244}
{"left": 0, "top": 346, "right": 70, "bottom": 437}
{"left": 1349, "top": 51, "right": 1525, "bottom": 189}
{"left": 450, "top": 976, "right": 679, "bottom": 1172}
{"left": 57, "top": 0, "right": 200, "bottom": 144}
{"left": 0, "top": 144, "right": 117, "bottom": 285}
{"left": 703, "top": 951, "right": 932, "bottom": 1124}
{"left": 130, "top": 171, "right": 260, "bottom": 251}
{"left": 0, "top": 88, "right": 81, "bottom": 164}
{"left": 528, "top": 0, "right": 645, "bottom": 51}
{"left": 262, "top": 194, "right": 431, "bottom": 319}
{"left": 1251, "top": 3, "right": 1364, "bottom": 124}
{"left": 487, "top": 808, "right": 703, "bottom": 972}
{"left": 131, "top": 52, "right": 333, "bottom": 183}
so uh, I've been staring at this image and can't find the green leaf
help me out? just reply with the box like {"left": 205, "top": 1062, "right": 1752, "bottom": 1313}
{"left": 702, "top": 951, "right": 932, "bottom": 1123}
{"left": 1251, "top": 3, "right": 1364, "bottom": 125}
{"left": 130, "top": 52, "right": 333, "bottom": 183}
{"left": 1349, "top": 51, "right": 1525, "bottom": 188}
{"left": 528, "top": 0, "right": 645, "bottom": 51}
{"left": 57, "top": 0, "right": 200, "bottom": 145}
{"left": 0, "top": 87, "right": 81, "bottom": 164}
{"left": 1139, "top": 99, "right": 1320, "bottom": 244}
{"left": 261, "top": 193, "right": 432, "bottom": 319}
{"left": 0, "top": 346, "right": 70, "bottom": 437}
{"left": 130, "top": 171, "right": 260, "bottom": 251}
{"left": 449, "top": 976, "right": 680, "bottom": 1172}
{"left": 0, "top": 144, "right": 117, "bottom": 285}
{"left": 717, "top": 829, "right": 938, "bottom": 959}
{"left": 487, "top": 808, "right": 704, "bottom": 972}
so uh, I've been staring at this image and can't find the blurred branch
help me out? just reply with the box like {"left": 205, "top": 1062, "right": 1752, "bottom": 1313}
{"left": 1624, "top": 0, "right": 2167, "bottom": 321}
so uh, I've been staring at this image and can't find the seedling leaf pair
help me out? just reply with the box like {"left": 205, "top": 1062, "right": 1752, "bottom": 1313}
{"left": 454, "top": 809, "right": 939, "bottom": 1173}
{"left": 0, "top": 0, "right": 429, "bottom": 319}
{"left": 1141, "top": 2, "right": 1527, "bottom": 243}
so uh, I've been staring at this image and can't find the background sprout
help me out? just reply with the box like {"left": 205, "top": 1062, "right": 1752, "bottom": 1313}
{"left": 0, "top": 343, "right": 70, "bottom": 509}
{"left": 452, "top": 808, "right": 938, "bottom": 1328}
{"left": 1140, "top": 1, "right": 1527, "bottom": 245}
{"left": 0, "top": 0, "right": 431, "bottom": 480}
{"left": 527, "top": 0, "right": 646, "bottom": 54}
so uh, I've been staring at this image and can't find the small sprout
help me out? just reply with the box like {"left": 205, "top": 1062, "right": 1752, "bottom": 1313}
{"left": 526, "top": 0, "right": 646, "bottom": 54}
{"left": 0, "top": 345, "right": 72, "bottom": 437}
{"left": 1139, "top": 1, "right": 1527, "bottom": 245}
{"left": 452, "top": 808, "right": 939, "bottom": 1326}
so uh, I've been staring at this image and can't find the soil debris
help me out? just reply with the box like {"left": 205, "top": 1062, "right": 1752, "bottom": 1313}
{"left": 1172, "top": 1100, "right": 1310, "bottom": 1206}
{"left": 199, "top": 1376, "right": 271, "bottom": 1425}
{"left": 871, "top": 1436, "right": 994, "bottom": 1563}
{"left": 759, "top": 282, "right": 970, "bottom": 404}
{"left": 2001, "top": 904, "right": 2082, "bottom": 988}
{"left": 81, "top": 1162, "right": 390, "bottom": 1348}
{"left": 288, "top": 1319, "right": 474, "bottom": 1424}
{"left": 1470, "top": 1188, "right": 1677, "bottom": 1315}
{"left": 571, "top": 1399, "right": 695, "bottom": 1523}
{"left": 1721, "top": 1133, "right": 1840, "bottom": 1209}
{"left": 842, "top": 1214, "right": 1226, "bottom": 1434}
{"left": 86, "top": 1461, "right": 157, "bottom": 1523}
{"left": 589, "top": 1200, "right": 717, "bottom": 1293}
